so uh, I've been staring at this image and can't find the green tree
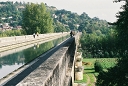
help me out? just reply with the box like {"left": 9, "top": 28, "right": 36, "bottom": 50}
{"left": 97, "top": 0, "right": 128, "bottom": 85}
{"left": 22, "top": 3, "right": 53, "bottom": 35}
{"left": 97, "top": 58, "right": 128, "bottom": 86}
{"left": 113, "top": 0, "right": 128, "bottom": 54}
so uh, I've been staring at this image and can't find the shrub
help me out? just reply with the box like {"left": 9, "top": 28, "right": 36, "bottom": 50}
{"left": 94, "top": 60, "right": 103, "bottom": 72}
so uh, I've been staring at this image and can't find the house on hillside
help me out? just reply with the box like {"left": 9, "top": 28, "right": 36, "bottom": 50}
{"left": 1, "top": 23, "right": 12, "bottom": 31}
{"left": 16, "top": 6, "right": 25, "bottom": 11}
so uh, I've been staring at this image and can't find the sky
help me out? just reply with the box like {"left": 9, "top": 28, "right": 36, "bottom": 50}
{"left": 1, "top": 0, "right": 125, "bottom": 22}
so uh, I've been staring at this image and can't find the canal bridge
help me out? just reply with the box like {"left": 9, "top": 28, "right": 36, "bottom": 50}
{"left": 0, "top": 32, "right": 82, "bottom": 86}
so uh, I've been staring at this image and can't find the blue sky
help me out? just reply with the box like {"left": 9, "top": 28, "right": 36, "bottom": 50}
{"left": 1, "top": 0, "right": 125, "bottom": 22}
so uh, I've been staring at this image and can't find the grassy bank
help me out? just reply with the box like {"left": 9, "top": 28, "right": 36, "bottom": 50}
{"left": 74, "top": 58, "right": 118, "bottom": 85}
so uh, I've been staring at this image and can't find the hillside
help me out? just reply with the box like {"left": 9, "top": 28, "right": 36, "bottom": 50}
{"left": 0, "top": 1, "right": 110, "bottom": 33}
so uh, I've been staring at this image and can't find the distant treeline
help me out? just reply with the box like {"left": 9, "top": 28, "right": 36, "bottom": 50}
{"left": 0, "top": 1, "right": 109, "bottom": 36}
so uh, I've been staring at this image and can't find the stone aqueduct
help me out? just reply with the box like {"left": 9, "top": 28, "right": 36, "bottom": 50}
{"left": 0, "top": 32, "right": 83, "bottom": 86}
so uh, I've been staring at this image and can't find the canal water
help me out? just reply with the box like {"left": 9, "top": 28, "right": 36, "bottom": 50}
{"left": 0, "top": 35, "right": 69, "bottom": 79}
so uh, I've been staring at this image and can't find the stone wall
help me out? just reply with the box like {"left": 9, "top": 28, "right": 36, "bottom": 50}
{"left": 0, "top": 32, "right": 69, "bottom": 52}
{"left": 16, "top": 34, "right": 80, "bottom": 86}
{"left": 0, "top": 32, "right": 68, "bottom": 43}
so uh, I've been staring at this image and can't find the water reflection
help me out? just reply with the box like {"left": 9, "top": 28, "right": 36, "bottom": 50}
{"left": 0, "top": 35, "right": 69, "bottom": 79}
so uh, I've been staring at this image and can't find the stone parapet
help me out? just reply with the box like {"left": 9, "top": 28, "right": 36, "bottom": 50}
{"left": 1, "top": 32, "right": 81, "bottom": 86}
{"left": 17, "top": 47, "right": 72, "bottom": 86}
{"left": 16, "top": 34, "right": 78, "bottom": 86}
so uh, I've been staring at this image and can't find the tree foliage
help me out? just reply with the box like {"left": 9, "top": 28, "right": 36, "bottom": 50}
{"left": 97, "top": 58, "right": 128, "bottom": 86}
{"left": 96, "top": 0, "right": 128, "bottom": 86}
{"left": 0, "top": 1, "right": 109, "bottom": 35}
{"left": 0, "top": 29, "right": 25, "bottom": 37}
{"left": 0, "top": 1, "right": 25, "bottom": 27}
{"left": 114, "top": 0, "right": 128, "bottom": 52}
{"left": 22, "top": 3, "right": 53, "bottom": 34}
{"left": 80, "top": 28, "right": 118, "bottom": 58}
